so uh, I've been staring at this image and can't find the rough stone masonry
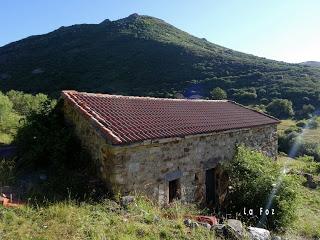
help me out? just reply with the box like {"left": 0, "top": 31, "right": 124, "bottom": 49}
{"left": 62, "top": 91, "right": 279, "bottom": 205}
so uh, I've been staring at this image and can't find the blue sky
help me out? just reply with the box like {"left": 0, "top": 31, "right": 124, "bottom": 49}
{"left": 1, "top": 0, "right": 319, "bottom": 63}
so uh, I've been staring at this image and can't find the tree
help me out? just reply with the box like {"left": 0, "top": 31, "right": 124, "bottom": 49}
{"left": 231, "top": 88, "right": 258, "bottom": 104}
{"left": 210, "top": 87, "right": 227, "bottom": 100}
{"left": 0, "top": 92, "right": 20, "bottom": 135}
{"left": 0, "top": 92, "right": 13, "bottom": 120}
{"left": 7, "top": 90, "right": 52, "bottom": 116}
{"left": 300, "top": 104, "right": 315, "bottom": 119}
{"left": 266, "top": 99, "right": 294, "bottom": 119}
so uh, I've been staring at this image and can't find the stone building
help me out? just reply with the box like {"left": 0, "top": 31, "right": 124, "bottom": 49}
{"left": 62, "top": 91, "right": 279, "bottom": 205}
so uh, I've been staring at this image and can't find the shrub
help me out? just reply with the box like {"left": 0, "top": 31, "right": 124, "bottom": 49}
{"left": 301, "top": 104, "right": 315, "bottom": 118}
{"left": 0, "top": 158, "right": 16, "bottom": 186}
{"left": 233, "top": 90, "right": 257, "bottom": 103}
{"left": 223, "top": 146, "right": 298, "bottom": 230}
{"left": 295, "top": 155, "right": 320, "bottom": 174}
{"left": 308, "top": 119, "right": 318, "bottom": 129}
{"left": 266, "top": 99, "right": 294, "bottom": 119}
{"left": 278, "top": 131, "right": 320, "bottom": 161}
{"left": 0, "top": 92, "right": 21, "bottom": 136}
{"left": 296, "top": 121, "right": 306, "bottom": 128}
{"left": 299, "top": 142, "right": 320, "bottom": 162}
{"left": 14, "top": 100, "right": 98, "bottom": 200}
{"left": 284, "top": 126, "right": 302, "bottom": 134}
{"left": 260, "top": 98, "right": 269, "bottom": 105}
{"left": 210, "top": 87, "right": 227, "bottom": 100}
{"left": 7, "top": 90, "right": 54, "bottom": 116}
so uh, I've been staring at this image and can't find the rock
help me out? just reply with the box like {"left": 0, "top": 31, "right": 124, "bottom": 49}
{"left": 190, "top": 222, "right": 199, "bottom": 228}
{"left": 120, "top": 195, "right": 135, "bottom": 207}
{"left": 225, "top": 219, "right": 244, "bottom": 239}
{"left": 183, "top": 218, "right": 199, "bottom": 228}
{"left": 304, "top": 173, "right": 317, "bottom": 189}
{"left": 248, "top": 227, "right": 271, "bottom": 240}
{"left": 211, "top": 224, "right": 225, "bottom": 236}
{"left": 271, "top": 236, "right": 281, "bottom": 240}
{"left": 198, "top": 222, "right": 211, "bottom": 230}
{"left": 183, "top": 218, "right": 192, "bottom": 227}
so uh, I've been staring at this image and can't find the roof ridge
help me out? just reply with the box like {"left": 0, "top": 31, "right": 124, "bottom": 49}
{"left": 62, "top": 90, "right": 230, "bottom": 102}
{"left": 62, "top": 91, "right": 123, "bottom": 144}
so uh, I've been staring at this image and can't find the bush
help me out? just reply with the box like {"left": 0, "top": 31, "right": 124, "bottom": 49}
{"left": 299, "top": 142, "right": 320, "bottom": 161}
{"left": 223, "top": 146, "right": 298, "bottom": 230}
{"left": 7, "top": 90, "right": 54, "bottom": 116}
{"left": 233, "top": 90, "right": 257, "bottom": 103}
{"left": 14, "top": 100, "right": 99, "bottom": 200}
{"left": 278, "top": 131, "right": 320, "bottom": 161}
{"left": 0, "top": 158, "right": 16, "bottom": 186}
{"left": 278, "top": 131, "right": 300, "bottom": 154}
{"left": 266, "top": 99, "right": 294, "bottom": 119}
{"left": 0, "top": 92, "right": 21, "bottom": 137}
{"left": 284, "top": 126, "right": 302, "bottom": 134}
{"left": 295, "top": 155, "right": 320, "bottom": 174}
{"left": 260, "top": 98, "right": 269, "bottom": 105}
{"left": 308, "top": 119, "right": 319, "bottom": 129}
{"left": 296, "top": 121, "right": 306, "bottom": 128}
{"left": 210, "top": 87, "right": 227, "bottom": 100}
{"left": 300, "top": 104, "right": 315, "bottom": 119}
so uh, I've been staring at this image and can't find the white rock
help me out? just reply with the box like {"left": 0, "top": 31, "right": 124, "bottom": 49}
{"left": 248, "top": 226, "right": 271, "bottom": 240}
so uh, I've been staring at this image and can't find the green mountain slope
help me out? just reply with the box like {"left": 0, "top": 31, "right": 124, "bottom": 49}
{"left": 301, "top": 61, "right": 320, "bottom": 67}
{"left": 1, "top": 14, "right": 320, "bottom": 109}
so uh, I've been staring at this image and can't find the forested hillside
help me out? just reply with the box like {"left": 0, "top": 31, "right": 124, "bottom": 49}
{"left": 1, "top": 13, "right": 320, "bottom": 112}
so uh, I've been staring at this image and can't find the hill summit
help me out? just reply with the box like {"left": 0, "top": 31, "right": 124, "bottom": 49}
{"left": 0, "top": 14, "right": 320, "bottom": 110}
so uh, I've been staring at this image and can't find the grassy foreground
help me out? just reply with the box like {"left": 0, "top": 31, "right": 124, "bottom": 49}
{"left": 0, "top": 197, "right": 214, "bottom": 240}
{"left": 1, "top": 158, "right": 319, "bottom": 239}
{"left": 278, "top": 156, "right": 320, "bottom": 239}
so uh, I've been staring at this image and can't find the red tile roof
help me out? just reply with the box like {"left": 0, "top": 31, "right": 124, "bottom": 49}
{"left": 62, "top": 91, "right": 279, "bottom": 145}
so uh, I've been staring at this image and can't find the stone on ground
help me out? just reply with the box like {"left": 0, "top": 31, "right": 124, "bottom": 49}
{"left": 120, "top": 195, "right": 135, "bottom": 207}
{"left": 225, "top": 219, "right": 245, "bottom": 240}
{"left": 248, "top": 226, "right": 271, "bottom": 240}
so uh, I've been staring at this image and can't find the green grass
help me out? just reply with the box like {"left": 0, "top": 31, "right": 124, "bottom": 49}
{"left": 278, "top": 118, "right": 320, "bottom": 144}
{"left": 278, "top": 156, "right": 320, "bottom": 239}
{"left": 278, "top": 119, "right": 296, "bottom": 132}
{"left": 0, "top": 197, "right": 214, "bottom": 240}
{"left": 0, "top": 132, "right": 13, "bottom": 144}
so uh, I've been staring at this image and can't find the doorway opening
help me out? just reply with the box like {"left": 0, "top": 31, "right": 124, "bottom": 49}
{"left": 205, "top": 168, "right": 216, "bottom": 206}
{"left": 169, "top": 178, "right": 181, "bottom": 203}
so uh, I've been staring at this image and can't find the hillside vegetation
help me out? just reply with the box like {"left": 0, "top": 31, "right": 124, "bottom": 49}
{"left": 1, "top": 14, "right": 320, "bottom": 114}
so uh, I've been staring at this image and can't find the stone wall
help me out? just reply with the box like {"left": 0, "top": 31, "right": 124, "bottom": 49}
{"left": 63, "top": 99, "right": 118, "bottom": 191}
{"left": 63, "top": 99, "right": 278, "bottom": 205}
{"left": 110, "top": 124, "right": 277, "bottom": 204}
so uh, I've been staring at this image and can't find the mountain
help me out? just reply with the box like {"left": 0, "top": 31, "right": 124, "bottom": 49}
{"left": 300, "top": 61, "right": 320, "bottom": 67}
{"left": 1, "top": 13, "right": 320, "bottom": 110}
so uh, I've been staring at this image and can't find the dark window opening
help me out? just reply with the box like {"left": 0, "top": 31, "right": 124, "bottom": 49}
{"left": 194, "top": 173, "right": 199, "bottom": 181}
{"left": 169, "top": 179, "right": 181, "bottom": 203}
{"left": 205, "top": 168, "right": 216, "bottom": 206}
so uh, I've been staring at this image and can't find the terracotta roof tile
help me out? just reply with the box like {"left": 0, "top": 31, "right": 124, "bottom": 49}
{"left": 62, "top": 91, "right": 279, "bottom": 145}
